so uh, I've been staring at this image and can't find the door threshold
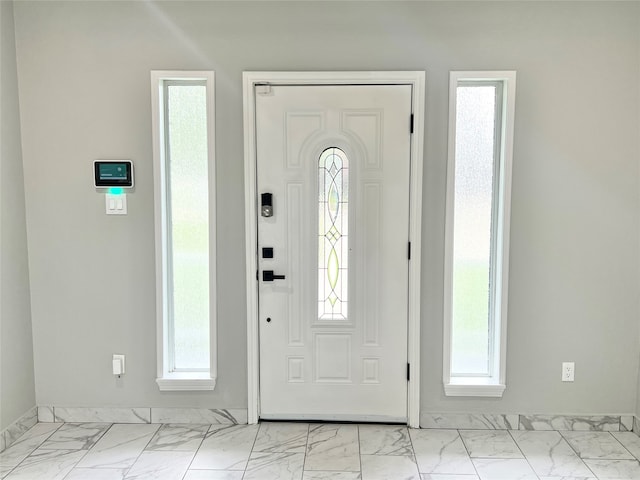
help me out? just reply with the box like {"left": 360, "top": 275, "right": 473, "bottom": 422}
{"left": 260, "top": 413, "right": 407, "bottom": 424}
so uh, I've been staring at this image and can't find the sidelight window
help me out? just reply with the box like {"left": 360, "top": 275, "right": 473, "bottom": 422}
{"left": 151, "top": 71, "right": 217, "bottom": 391}
{"left": 443, "top": 71, "right": 516, "bottom": 397}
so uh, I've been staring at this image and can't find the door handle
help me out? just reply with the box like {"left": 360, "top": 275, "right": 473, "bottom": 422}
{"left": 263, "top": 270, "right": 286, "bottom": 282}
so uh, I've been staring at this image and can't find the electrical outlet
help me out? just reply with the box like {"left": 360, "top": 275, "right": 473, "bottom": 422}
{"left": 562, "top": 362, "right": 575, "bottom": 382}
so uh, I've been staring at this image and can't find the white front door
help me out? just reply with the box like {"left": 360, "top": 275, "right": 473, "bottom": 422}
{"left": 256, "top": 84, "right": 412, "bottom": 422}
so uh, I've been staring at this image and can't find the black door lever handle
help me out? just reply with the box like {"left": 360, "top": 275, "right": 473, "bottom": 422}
{"left": 263, "top": 270, "right": 286, "bottom": 282}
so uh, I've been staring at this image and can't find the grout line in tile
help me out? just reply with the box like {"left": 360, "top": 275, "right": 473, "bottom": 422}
{"left": 520, "top": 429, "right": 601, "bottom": 479}
{"left": 176, "top": 423, "right": 211, "bottom": 480}
{"left": 458, "top": 429, "right": 472, "bottom": 458}
{"left": 464, "top": 430, "right": 482, "bottom": 479}
{"left": 123, "top": 423, "right": 154, "bottom": 478}
{"left": 61, "top": 448, "right": 91, "bottom": 480}
{"left": 356, "top": 424, "right": 362, "bottom": 476}
{"left": 558, "top": 430, "right": 579, "bottom": 457}
{"left": 406, "top": 424, "right": 418, "bottom": 472}
{"left": 300, "top": 422, "right": 310, "bottom": 476}
{"left": 609, "top": 430, "right": 640, "bottom": 462}
{"left": 507, "top": 428, "right": 540, "bottom": 478}
{"left": 559, "top": 430, "right": 636, "bottom": 461}
{"left": 7, "top": 421, "right": 64, "bottom": 472}
{"left": 242, "top": 421, "right": 261, "bottom": 479}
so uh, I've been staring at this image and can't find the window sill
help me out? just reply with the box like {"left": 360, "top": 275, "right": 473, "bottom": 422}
{"left": 444, "top": 379, "right": 505, "bottom": 397}
{"left": 156, "top": 373, "right": 216, "bottom": 391}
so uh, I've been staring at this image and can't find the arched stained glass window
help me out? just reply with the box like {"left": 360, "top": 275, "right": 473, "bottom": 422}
{"left": 318, "top": 147, "right": 349, "bottom": 320}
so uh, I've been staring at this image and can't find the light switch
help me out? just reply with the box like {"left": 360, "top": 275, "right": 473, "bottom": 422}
{"left": 106, "top": 194, "right": 127, "bottom": 215}
{"left": 112, "top": 354, "right": 125, "bottom": 376}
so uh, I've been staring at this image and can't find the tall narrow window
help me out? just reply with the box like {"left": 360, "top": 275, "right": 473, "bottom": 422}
{"left": 166, "top": 82, "right": 209, "bottom": 371}
{"left": 318, "top": 148, "right": 349, "bottom": 320}
{"left": 151, "top": 71, "right": 216, "bottom": 391}
{"left": 443, "top": 71, "right": 516, "bottom": 397}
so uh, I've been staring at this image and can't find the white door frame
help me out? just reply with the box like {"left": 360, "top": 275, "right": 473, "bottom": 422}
{"left": 242, "top": 72, "right": 425, "bottom": 428}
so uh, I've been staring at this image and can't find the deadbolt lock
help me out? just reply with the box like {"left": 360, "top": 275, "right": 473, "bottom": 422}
{"left": 261, "top": 193, "right": 273, "bottom": 217}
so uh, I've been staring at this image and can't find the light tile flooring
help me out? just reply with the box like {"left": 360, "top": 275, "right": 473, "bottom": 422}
{"left": 3, "top": 422, "right": 640, "bottom": 479}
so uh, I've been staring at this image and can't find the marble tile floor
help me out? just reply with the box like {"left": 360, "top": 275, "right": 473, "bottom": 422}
{"left": 3, "top": 422, "right": 640, "bottom": 479}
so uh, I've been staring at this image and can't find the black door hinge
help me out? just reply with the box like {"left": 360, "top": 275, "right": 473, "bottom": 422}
{"left": 410, "top": 114, "right": 414, "bottom": 134}
{"left": 407, "top": 363, "right": 410, "bottom": 381}
{"left": 408, "top": 241, "right": 411, "bottom": 260}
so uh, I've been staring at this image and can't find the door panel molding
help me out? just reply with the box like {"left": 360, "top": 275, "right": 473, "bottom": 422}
{"left": 242, "top": 71, "right": 425, "bottom": 427}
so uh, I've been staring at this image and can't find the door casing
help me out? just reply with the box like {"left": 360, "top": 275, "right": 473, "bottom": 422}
{"left": 242, "top": 71, "right": 425, "bottom": 427}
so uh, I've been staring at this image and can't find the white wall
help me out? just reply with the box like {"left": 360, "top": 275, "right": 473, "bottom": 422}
{"left": 12, "top": 1, "right": 640, "bottom": 415}
{"left": 0, "top": 0, "right": 36, "bottom": 430}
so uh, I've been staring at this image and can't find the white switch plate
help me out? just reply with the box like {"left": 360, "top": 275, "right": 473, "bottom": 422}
{"left": 562, "top": 362, "right": 575, "bottom": 382}
{"left": 113, "top": 354, "right": 126, "bottom": 375}
{"left": 106, "top": 194, "right": 127, "bottom": 215}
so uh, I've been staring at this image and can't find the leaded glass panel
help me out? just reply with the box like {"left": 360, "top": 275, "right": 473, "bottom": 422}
{"left": 318, "top": 148, "right": 349, "bottom": 320}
